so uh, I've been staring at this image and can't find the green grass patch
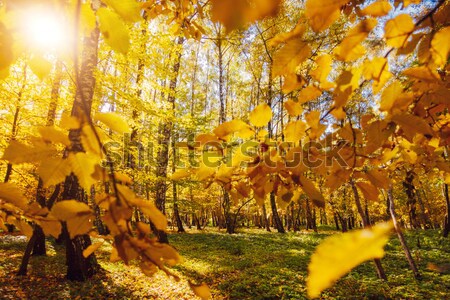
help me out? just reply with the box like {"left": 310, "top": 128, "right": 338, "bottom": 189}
{"left": 1, "top": 228, "right": 449, "bottom": 299}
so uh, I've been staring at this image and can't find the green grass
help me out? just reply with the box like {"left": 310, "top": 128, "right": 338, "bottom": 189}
{"left": 1, "top": 228, "right": 449, "bottom": 299}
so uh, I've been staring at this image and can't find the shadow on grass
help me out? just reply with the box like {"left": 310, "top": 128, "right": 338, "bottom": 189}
{"left": 0, "top": 235, "right": 134, "bottom": 300}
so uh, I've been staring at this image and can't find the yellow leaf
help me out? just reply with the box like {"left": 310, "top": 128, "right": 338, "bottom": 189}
{"left": 305, "top": 0, "right": 350, "bottom": 32}
{"left": 68, "top": 152, "right": 98, "bottom": 191}
{"left": 366, "top": 169, "right": 390, "bottom": 189}
{"left": 2, "top": 140, "right": 57, "bottom": 164}
{"left": 97, "top": 7, "right": 130, "bottom": 54}
{"left": 50, "top": 200, "right": 92, "bottom": 221}
{"left": 380, "top": 81, "right": 403, "bottom": 113}
{"left": 363, "top": 57, "right": 388, "bottom": 81}
{"left": 284, "top": 99, "right": 303, "bottom": 117}
{"left": 38, "top": 158, "right": 72, "bottom": 188}
{"left": 60, "top": 112, "right": 80, "bottom": 130}
{"left": 128, "top": 198, "right": 168, "bottom": 231}
{"left": 18, "top": 220, "right": 33, "bottom": 238}
{"left": 431, "top": 26, "right": 450, "bottom": 67}
{"left": 0, "top": 23, "right": 14, "bottom": 70}
{"left": 269, "top": 21, "right": 306, "bottom": 48}
{"left": 334, "top": 19, "right": 377, "bottom": 62}
{"left": 403, "top": 0, "right": 421, "bottom": 7}
{"left": 307, "top": 222, "right": 392, "bottom": 298}
{"left": 0, "top": 183, "right": 28, "bottom": 210}
{"left": 102, "top": 0, "right": 141, "bottom": 23}
{"left": 284, "top": 121, "right": 306, "bottom": 142}
{"left": 213, "top": 120, "right": 248, "bottom": 140}
{"left": 298, "top": 85, "right": 322, "bottom": 104}
{"left": 282, "top": 73, "right": 304, "bottom": 94}
{"left": 384, "top": 14, "right": 415, "bottom": 48}
{"left": 402, "top": 66, "right": 440, "bottom": 82}
{"left": 38, "top": 126, "right": 70, "bottom": 146}
{"left": 50, "top": 200, "right": 93, "bottom": 238}
{"left": 391, "top": 113, "right": 433, "bottom": 141}
{"left": 211, "top": 0, "right": 281, "bottom": 32}
{"left": 356, "top": 182, "right": 379, "bottom": 201}
{"left": 299, "top": 175, "right": 325, "bottom": 208}
{"left": 81, "top": 3, "right": 96, "bottom": 33}
{"left": 249, "top": 104, "right": 272, "bottom": 127}
{"left": 29, "top": 56, "right": 52, "bottom": 80}
{"left": 273, "top": 39, "right": 311, "bottom": 78}
{"left": 83, "top": 241, "right": 104, "bottom": 258}
{"left": 171, "top": 169, "right": 191, "bottom": 180}
{"left": 39, "top": 218, "right": 62, "bottom": 238}
{"left": 95, "top": 112, "right": 131, "bottom": 134}
{"left": 310, "top": 54, "right": 335, "bottom": 89}
{"left": 196, "top": 164, "right": 216, "bottom": 181}
{"left": 189, "top": 283, "right": 211, "bottom": 300}
{"left": 360, "top": 0, "right": 392, "bottom": 17}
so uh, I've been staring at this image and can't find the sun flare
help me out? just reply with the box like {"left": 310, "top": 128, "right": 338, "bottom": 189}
{"left": 20, "top": 6, "right": 70, "bottom": 51}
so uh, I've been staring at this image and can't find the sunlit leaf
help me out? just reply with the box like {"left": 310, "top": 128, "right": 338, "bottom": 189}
{"left": 307, "top": 222, "right": 392, "bottom": 298}
{"left": 305, "top": 0, "right": 350, "bottom": 32}
{"left": 360, "top": 0, "right": 392, "bottom": 17}
{"left": 38, "top": 158, "right": 72, "bottom": 188}
{"left": 356, "top": 181, "right": 380, "bottom": 201}
{"left": 83, "top": 241, "right": 104, "bottom": 258}
{"left": 0, "top": 183, "right": 27, "bottom": 210}
{"left": 103, "top": 0, "right": 141, "bottom": 23}
{"left": 284, "top": 99, "right": 303, "bottom": 117}
{"left": 384, "top": 14, "right": 415, "bottom": 48}
{"left": 171, "top": 169, "right": 191, "bottom": 180}
{"left": 2, "top": 140, "right": 57, "bottom": 164}
{"left": 97, "top": 7, "right": 130, "bottom": 54}
{"left": 249, "top": 104, "right": 272, "bottom": 127}
{"left": 189, "top": 283, "right": 211, "bottom": 300}
{"left": 284, "top": 121, "right": 306, "bottom": 142}
{"left": 95, "top": 112, "right": 131, "bottom": 134}
{"left": 299, "top": 175, "right": 325, "bottom": 208}
{"left": 273, "top": 39, "right": 311, "bottom": 78}
{"left": 431, "top": 26, "right": 450, "bottom": 66}
{"left": 29, "top": 56, "right": 52, "bottom": 80}
{"left": 68, "top": 152, "right": 98, "bottom": 191}
{"left": 213, "top": 120, "right": 248, "bottom": 139}
{"left": 334, "top": 19, "right": 377, "bottom": 62}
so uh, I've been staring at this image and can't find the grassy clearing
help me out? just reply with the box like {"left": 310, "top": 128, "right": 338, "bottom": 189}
{"left": 1, "top": 228, "right": 449, "bottom": 299}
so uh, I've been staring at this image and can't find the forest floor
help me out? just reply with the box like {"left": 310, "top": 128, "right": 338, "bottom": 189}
{"left": 0, "top": 227, "right": 449, "bottom": 299}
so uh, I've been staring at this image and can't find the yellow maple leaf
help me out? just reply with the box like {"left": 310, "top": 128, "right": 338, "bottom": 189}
{"left": 307, "top": 222, "right": 392, "bottom": 298}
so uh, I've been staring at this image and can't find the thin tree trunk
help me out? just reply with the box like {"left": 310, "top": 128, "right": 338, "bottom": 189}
{"left": 351, "top": 181, "right": 387, "bottom": 280}
{"left": 388, "top": 188, "right": 421, "bottom": 278}
{"left": 443, "top": 183, "right": 450, "bottom": 237}
{"left": 262, "top": 203, "right": 271, "bottom": 232}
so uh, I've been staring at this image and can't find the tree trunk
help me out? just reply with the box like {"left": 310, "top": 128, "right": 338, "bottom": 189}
{"left": 63, "top": 25, "right": 100, "bottom": 281}
{"left": 270, "top": 192, "right": 285, "bottom": 233}
{"left": 351, "top": 181, "right": 387, "bottom": 280}
{"left": 443, "top": 183, "right": 450, "bottom": 238}
{"left": 388, "top": 188, "right": 421, "bottom": 279}
{"left": 153, "top": 36, "right": 185, "bottom": 243}
{"left": 403, "top": 171, "right": 420, "bottom": 229}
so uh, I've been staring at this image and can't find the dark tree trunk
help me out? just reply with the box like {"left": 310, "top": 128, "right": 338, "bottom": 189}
{"left": 403, "top": 171, "right": 420, "bottom": 229}
{"left": 270, "top": 193, "right": 285, "bottom": 233}
{"left": 153, "top": 36, "right": 185, "bottom": 243}
{"left": 388, "top": 188, "right": 421, "bottom": 278}
{"left": 351, "top": 181, "right": 387, "bottom": 280}
{"left": 443, "top": 183, "right": 450, "bottom": 238}
{"left": 63, "top": 25, "right": 101, "bottom": 281}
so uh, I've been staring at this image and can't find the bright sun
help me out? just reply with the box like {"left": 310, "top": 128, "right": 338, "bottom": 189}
{"left": 20, "top": 6, "right": 70, "bottom": 51}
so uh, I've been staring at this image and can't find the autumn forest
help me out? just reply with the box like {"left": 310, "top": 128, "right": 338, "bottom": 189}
{"left": 0, "top": 0, "right": 449, "bottom": 299}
